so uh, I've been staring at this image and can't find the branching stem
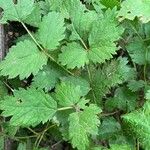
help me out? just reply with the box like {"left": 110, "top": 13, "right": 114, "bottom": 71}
{"left": 21, "top": 22, "right": 74, "bottom": 76}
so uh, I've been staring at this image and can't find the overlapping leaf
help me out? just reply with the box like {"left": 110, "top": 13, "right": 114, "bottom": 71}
{"left": 59, "top": 8, "right": 123, "bottom": 69}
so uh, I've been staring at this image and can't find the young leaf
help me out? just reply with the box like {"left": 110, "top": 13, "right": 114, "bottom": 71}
{"left": 37, "top": 12, "right": 65, "bottom": 51}
{"left": 88, "top": 9, "right": 124, "bottom": 64}
{"left": 0, "top": 88, "right": 57, "bottom": 127}
{"left": 58, "top": 42, "right": 89, "bottom": 69}
{"left": 0, "top": 40, "right": 48, "bottom": 79}
{"left": 0, "top": 0, "right": 34, "bottom": 23}
{"left": 118, "top": 0, "right": 150, "bottom": 23}
{"left": 69, "top": 104, "right": 101, "bottom": 150}
{"left": 55, "top": 82, "right": 83, "bottom": 107}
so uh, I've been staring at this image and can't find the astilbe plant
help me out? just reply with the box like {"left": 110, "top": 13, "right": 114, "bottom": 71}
{"left": 0, "top": 0, "right": 150, "bottom": 149}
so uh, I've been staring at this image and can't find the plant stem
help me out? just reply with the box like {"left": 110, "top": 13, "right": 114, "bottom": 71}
{"left": 136, "top": 139, "right": 140, "bottom": 150}
{"left": 21, "top": 22, "right": 74, "bottom": 76}
{"left": 27, "top": 127, "right": 39, "bottom": 135}
{"left": 3, "top": 81, "right": 14, "bottom": 92}
{"left": 77, "top": 35, "right": 97, "bottom": 104}
{"left": 101, "top": 110, "right": 120, "bottom": 117}
{"left": 144, "top": 46, "right": 148, "bottom": 82}
{"left": 15, "top": 135, "right": 37, "bottom": 139}
{"left": 86, "top": 65, "right": 97, "bottom": 104}
{"left": 35, "top": 124, "right": 56, "bottom": 148}
{"left": 57, "top": 106, "right": 73, "bottom": 111}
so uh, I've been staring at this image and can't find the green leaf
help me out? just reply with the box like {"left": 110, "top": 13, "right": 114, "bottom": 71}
{"left": 69, "top": 104, "right": 101, "bottom": 150}
{"left": 59, "top": 42, "right": 89, "bottom": 69}
{"left": 2, "top": 122, "right": 18, "bottom": 137}
{"left": 123, "top": 109, "right": 150, "bottom": 149}
{"left": 68, "top": 0, "right": 98, "bottom": 43}
{"left": 0, "top": 0, "right": 34, "bottom": 23}
{"left": 109, "top": 144, "right": 132, "bottom": 150}
{"left": 55, "top": 82, "right": 83, "bottom": 107}
{"left": 48, "top": 0, "right": 69, "bottom": 18}
{"left": 24, "top": 4, "right": 41, "bottom": 27}
{"left": 37, "top": 12, "right": 65, "bottom": 51}
{"left": 127, "top": 80, "right": 145, "bottom": 92}
{"left": 61, "top": 76, "right": 90, "bottom": 96}
{"left": 92, "top": 146, "right": 106, "bottom": 150}
{"left": 70, "top": 11, "right": 98, "bottom": 42}
{"left": 0, "top": 88, "right": 57, "bottom": 127}
{"left": 32, "top": 62, "right": 65, "bottom": 91}
{"left": 88, "top": 8, "right": 123, "bottom": 64}
{"left": 0, "top": 81, "right": 7, "bottom": 100}
{"left": 100, "top": 0, "right": 121, "bottom": 9}
{"left": 0, "top": 136, "right": 4, "bottom": 150}
{"left": 91, "top": 58, "right": 135, "bottom": 103}
{"left": 98, "top": 117, "right": 121, "bottom": 140}
{"left": 17, "top": 143, "right": 26, "bottom": 150}
{"left": 126, "top": 37, "right": 150, "bottom": 65}
{"left": 105, "top": 87, "right": 137, "bottom": 112}
{"left": 0, "top": 40, "right": 48, "bottom": 79}
{"left": 118, "top": 0, "right": 150, "bottom": 23}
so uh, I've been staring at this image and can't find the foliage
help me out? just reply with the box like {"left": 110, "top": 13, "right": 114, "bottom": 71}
{"left": 0, "top": 0, "right": 150, "bottom": 149}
